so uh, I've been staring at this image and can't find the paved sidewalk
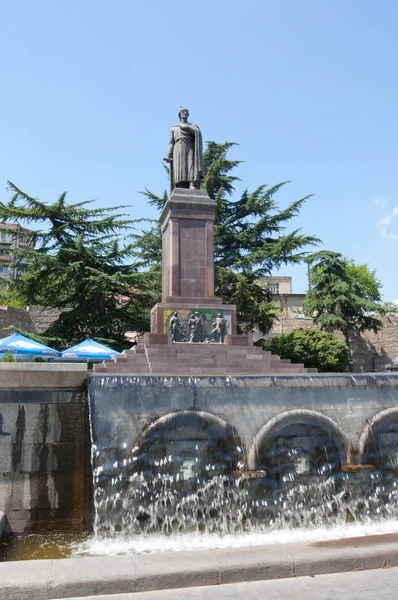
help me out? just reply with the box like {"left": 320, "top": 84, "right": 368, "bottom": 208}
{"left": 3, "top": 534, "right": 398, "bottom": 599}
{"left": 61, "top": 566, "right": 398, "bottom": 599}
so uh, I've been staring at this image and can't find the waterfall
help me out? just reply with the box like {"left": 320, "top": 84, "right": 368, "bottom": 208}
{"left": 88, "top": 373, "right": 398, "bottom": 539}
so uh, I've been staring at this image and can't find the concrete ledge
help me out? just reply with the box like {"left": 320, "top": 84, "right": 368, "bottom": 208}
{"left": 0, "top": 363, "right": 87, "bottom": 389}
{"left": 43, "top": 567, "right": 398, "bottom": 600}
{"left": 2, "top": 534, "right": 398, "bottom": 599}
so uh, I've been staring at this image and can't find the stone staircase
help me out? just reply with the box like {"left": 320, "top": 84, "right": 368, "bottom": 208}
{"left": 93, "top": 333, "right": 315, "bottom": 375}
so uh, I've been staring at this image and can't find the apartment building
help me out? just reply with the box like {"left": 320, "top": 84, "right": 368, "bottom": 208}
{"left": 0, "top": 222, "right": 33, "bottom": 280}
{"left": 258, "top": 275, "right": 306, "bottom": 316}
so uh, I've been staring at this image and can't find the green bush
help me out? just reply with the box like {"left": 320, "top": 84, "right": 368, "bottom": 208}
{"left": 0, "top": 351, "right": 16, "bottom": 362}
{"left": 262, "top": 328, "right": 350, "bottom": 373}
{"left": 34, "top": 356, "right": 46, "bottom": 363}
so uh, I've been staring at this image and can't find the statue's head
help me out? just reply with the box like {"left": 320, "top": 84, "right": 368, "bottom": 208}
{"left": 178, "top": 106, "right": 189, "bottom": 120}
{"left": 217, "top": 313, "right": 223, "bottom": 318}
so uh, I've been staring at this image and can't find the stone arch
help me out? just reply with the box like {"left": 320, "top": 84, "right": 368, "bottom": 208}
{"left": 247, "top": 409, "right": 350, "bottom": 469}
{"left": 133, "top": 409, "right": 244, "bottom": 478}
{"left": 139, "top": 409, "right": 233, "bottom": 441}
{"left": 358, "top": 407, "right": 398, "bottom": 460}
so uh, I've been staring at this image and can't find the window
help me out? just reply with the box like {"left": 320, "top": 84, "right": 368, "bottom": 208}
{"left": 0, "top": 232, "right": 11, "bottom": 243}
{"left": 0, "top": 265, "right": 10, "bottom": 278}
{"left": 269, "top": 282, "right": 280, "bottom": 295}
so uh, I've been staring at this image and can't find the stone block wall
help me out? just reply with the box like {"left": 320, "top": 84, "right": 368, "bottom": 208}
{"left": 0, "top": 305, "right": 64, "bottom": 338}
{"left": 261, "top": 313, "right": 398, "bottom": 372}
{"left": 27, "top": 306, "right": 65, "bottom": 334}
{"left": 0, "top": 306, "right": 35, "bottom": 338}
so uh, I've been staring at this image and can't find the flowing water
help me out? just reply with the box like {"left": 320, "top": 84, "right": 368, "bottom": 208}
{"left": 79, "top": 374, "right": 398, "bottom": 556}
{"left": 4, "top": 373, "right": 398, "bottom": 560}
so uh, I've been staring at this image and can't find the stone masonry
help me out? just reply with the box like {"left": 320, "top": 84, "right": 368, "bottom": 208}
{"left": 94, "top": 332, "right": 316, "bottom": 375}
{"left": 96, "top": 187, "right": 312, "bottom": 376}
{"left": 266, "top": 313, "right": 398, "bottom": 372}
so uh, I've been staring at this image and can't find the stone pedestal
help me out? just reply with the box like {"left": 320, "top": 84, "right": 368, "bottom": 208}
{"left": 161, "top": 188, "right": 215, "bottom": 302}
{"left": 151, "top": 188, "right": 237, "bottom": 336}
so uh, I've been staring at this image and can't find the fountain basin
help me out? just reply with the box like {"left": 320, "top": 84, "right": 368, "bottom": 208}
{"left": 1, "top": 533, "right": 398, "bottom": 599}
{"left": 2, "top": 369, "right": 398, "bottom": 556}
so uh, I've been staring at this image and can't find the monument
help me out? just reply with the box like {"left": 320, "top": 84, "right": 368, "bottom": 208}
{"left": 150, "top": 106, "right": 237, "bottom": 341}
{"left": 95, "top": 108, "right": 311, "bottom": 373}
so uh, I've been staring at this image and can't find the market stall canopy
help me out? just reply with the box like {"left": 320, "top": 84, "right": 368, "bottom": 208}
{"left": 61, "top": 338, "right": 120, "bottom": 360}
{"left": 0, "top": 333, "right": 61, "bottom": 356}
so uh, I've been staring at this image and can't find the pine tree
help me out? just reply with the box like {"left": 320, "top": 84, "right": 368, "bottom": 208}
{"left": 304, "top": 251, "right": 384, "bottom": 366}
{"left": 134, "top": 141, "right": 320, "bottom": 334}
{"left": 0, "top": 182, "right": 155, "bottom": 349}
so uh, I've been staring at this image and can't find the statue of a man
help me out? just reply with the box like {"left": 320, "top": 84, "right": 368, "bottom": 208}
{"left": 188, "top": 311, "right": 204, "bottom": 343}
{"left": 169, "top": 311, "right": 183, "bottom": 343}
{"left": 212, "top": 312, "right": 227, "bottom": 343}
{"left": 164, "top": 107, "right": 204, "bottom": 192}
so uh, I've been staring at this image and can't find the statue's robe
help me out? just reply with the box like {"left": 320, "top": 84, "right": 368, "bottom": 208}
{"left": 168, "top": 123, "right": 204, "bottom": 187}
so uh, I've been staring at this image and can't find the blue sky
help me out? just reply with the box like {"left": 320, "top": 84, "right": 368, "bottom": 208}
{"left": 1, "top": 0, "right": 397, "bottom": 300}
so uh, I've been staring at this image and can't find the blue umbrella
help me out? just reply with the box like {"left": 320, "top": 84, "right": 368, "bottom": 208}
{"left": 61, "top": 338, "right": 120, "bottom": 360}
{"left": 0, "top": 333, "right": 61, "bottom": 356}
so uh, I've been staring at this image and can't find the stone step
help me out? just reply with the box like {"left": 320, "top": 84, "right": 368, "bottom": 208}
{"left": 95, "top": 366, "right": 150, "bottom": 374}
{"left": 114, "top": 357, "right": 148, "bottom": 365}
{"left": 147, "top": 361, "right": 271, "bottom": 368}
{"left": 95, "top": 341, "right": 312, "bottom": 374}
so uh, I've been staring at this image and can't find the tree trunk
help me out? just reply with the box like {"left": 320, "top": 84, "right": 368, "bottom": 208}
{"left": 343, "top": 328, "right": 352, "bottom": 372}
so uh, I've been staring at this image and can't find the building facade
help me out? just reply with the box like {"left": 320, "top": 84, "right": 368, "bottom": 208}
{"left": 0, "top": 222, "right": 33, "bottom": 280}
{"left": 259, "top": 275, "right": 306, "bottom": 316}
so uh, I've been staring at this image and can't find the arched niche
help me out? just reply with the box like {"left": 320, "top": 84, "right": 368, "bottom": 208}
{"left": 132, "top": 410, "right": 244, "bottom": 481}
{"left": 359, "top": 408, "right": 398, "bottom": 472}
{"left": 247, "top": 410, "right": 350, "bottom": 483}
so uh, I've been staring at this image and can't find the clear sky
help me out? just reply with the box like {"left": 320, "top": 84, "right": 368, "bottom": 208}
{"left": 1, "top": 0, "right": 397, "bottom": 300}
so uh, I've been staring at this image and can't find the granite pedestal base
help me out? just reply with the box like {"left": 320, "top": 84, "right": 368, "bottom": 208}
{"left": 93, "top": 332, "right": 314, "bottom": 375}
{"left": 150, "top": 301, "right": 237, "bottom": 337}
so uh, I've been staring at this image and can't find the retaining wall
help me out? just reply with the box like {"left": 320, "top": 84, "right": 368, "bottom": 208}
{"left": 0, "top": 364, "right": 90, "bottom": 533}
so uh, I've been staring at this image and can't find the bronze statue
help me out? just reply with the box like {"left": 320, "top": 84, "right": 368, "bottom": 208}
{"left": 212, "top": 313, "right": 227, "bottom": 343}
{"left": 188, "top": 311, "right": 204, "bottom": 343}
{"left": 164, "top": 107, "right": 204, "bottom": 192}
{"left": 169, "top": 311, "right": 184, "bottom": 343}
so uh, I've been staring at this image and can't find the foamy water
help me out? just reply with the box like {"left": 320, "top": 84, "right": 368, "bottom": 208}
{"left": 86, "top": 375, "right": 398, "bottom": 558}
{"left": 72, "top": 518, "right": 398, "bottom": 556}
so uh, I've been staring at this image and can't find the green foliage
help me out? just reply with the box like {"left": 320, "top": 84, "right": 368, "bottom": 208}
{"left": 304, "top": 252, "right": 384, "bottom": 364}
{"left": 135, "top": 141, "right": 320, "bottom": 334}
{"left": 34, "top": 356, "right": 46, "bottom": 362}
{"left": 0, "top": 183, "right": 156, "bottom": 350}
{"left": 0, "top": 286, "right": 27, "bottom": 308}
{"left": 0, "top": 351, "right": 16, "bottom": 362}
{"left": 262, "top": 328, "right": 350, "bottom": 372}
{"left": 380, "top": 301, "right": 398, "bottom": 313}
{"left": 345, "top": 261, "right": 382, "bottom": 302}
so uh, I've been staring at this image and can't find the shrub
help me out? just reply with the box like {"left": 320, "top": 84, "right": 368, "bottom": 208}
{"left": 262, "top": 328, "right": 350, "bottom": 372}
{"left": 0, "top": 351, "right": 16, "bottom": 362}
